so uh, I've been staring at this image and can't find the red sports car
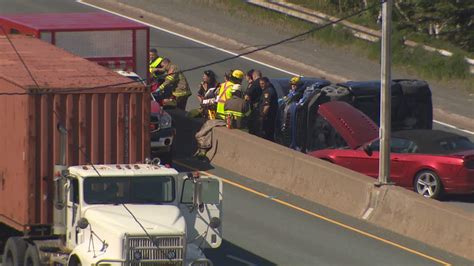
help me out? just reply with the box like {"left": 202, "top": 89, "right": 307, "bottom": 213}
{"left": 309, "top": 101, "right": 474, "bottom": 199}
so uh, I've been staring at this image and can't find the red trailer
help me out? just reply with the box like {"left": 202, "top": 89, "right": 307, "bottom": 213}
{"left": 0, "top": 12, "right": 150, "bottom": 81}
{"left": 0, "top": 35, "right": 150, "bottom": 233}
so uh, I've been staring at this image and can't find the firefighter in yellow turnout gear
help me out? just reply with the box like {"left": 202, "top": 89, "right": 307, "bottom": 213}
{"left": 216, "top": 69, "right": 244, "bottom": 119}
{"left": 224, "top": 84, "right": 251, "bottom": 129}
{"left": 157, "top": 58, "right": 192, "bottom": 110}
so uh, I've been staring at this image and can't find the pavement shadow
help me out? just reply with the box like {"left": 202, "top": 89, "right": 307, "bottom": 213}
{"left": 442, "top": 194, "right": 474, "bottom": 203}
{"left": 168, "top": 109, "right": 224, "bottom": 172}
{"left": 175, "top": 157, "right": 215, "bottom": 172}
{"left": 204, "top": 239, "right": 276, "bottom": 266}
{"left": 168, "top": 109, "right": 206, "bottom": 159}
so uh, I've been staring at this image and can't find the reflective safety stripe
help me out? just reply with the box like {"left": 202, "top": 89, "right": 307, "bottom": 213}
{"left": 150, "top": 57, "right": 163, "bottom": 68}
{"left": 216, "top": 113, "right": 226, "bottom": 120}
{"left": 218, "top": 82, "right": 233, "bottom": 103}
{"left": 224, "top": 110, "right": 244, "bottom": 117}
{"left": 173, "top": 90, "right": 192, "bottom": 97}
{"left": 166, "top": 76, "right": 174, "bottom": 81}
{"left": 162, "top": 98, "right": 177, "bottom": 107}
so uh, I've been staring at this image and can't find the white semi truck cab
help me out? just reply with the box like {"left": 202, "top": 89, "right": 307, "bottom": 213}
{"left": 42, "top": 161, "right": 222, "bottom": 266}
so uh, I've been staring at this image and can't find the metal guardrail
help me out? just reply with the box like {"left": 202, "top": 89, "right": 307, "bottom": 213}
{"left": 247, "top": 0, "right": 474, "bottom": 74}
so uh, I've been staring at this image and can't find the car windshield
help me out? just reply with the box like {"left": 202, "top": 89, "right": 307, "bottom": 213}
{"left": 306, "top": 116, "right": 348, "bottom": 152}
{"left": 83, "top": 176, "right": 175, "bottom": 204}
{"left": 438, "top": 137, "right": 474, "bottom": 152}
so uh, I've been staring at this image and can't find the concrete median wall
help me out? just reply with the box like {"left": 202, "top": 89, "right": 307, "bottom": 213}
{"left": 369, "top": 186, "right": 474, "bottom": 260}
{"left": 168, "top": 110, "right": 473, "bottom": 260}
{"left": 207, "top": 126, "right": 474, "bottom": 260}
{"left": 209, "top": 127, "right": 375, "bottom": 217}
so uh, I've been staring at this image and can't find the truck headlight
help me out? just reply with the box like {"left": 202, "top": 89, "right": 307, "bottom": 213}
{"left": 160, "top": 112, "right": 172, "bottom": 129}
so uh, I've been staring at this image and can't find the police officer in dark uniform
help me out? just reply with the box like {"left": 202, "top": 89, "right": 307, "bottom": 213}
{"left": 245, "top": 70, "right": 263, "bottom": 135}
{"left": 257, "top": 77, "right": 278, "bottom": 141}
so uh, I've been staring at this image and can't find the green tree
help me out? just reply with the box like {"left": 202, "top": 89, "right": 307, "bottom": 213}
{"left": 394, "top": 0, "right": 473, "bottom": 51}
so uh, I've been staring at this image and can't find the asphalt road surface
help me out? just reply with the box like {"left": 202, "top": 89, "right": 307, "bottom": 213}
{"left": 174, "top": 159, "right": 471, "bottom": 265}
{"left": 0, "top": 0, "right": 472, "bottom": 264}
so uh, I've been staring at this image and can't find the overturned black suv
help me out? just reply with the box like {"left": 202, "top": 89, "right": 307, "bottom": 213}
{"left": 274, "top": 79, "right": 432, "bottom": 152}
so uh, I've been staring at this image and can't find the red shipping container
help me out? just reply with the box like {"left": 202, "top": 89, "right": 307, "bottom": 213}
{"left": 0, "top": 35, "right": 150, "bottom": 232}
{"left": 0, "top": 12, "right": 150, "bottom": 82}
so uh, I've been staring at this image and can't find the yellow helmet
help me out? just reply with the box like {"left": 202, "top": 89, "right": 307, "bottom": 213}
{"left": 290, "top": 76, "right": 301, "bottom": 85}
{"left": 231, "top": 69, "right": 245, "bottom": 80}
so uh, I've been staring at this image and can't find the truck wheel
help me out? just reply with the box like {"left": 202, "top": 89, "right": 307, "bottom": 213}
{"left": 24, "top": 244, "right": 41, "bottom": 266}
{"left": 68, "top": 255, "right": 81, "bottom": 266}
{"left": 2, "top": 237, "right": 27, "bottom": 266}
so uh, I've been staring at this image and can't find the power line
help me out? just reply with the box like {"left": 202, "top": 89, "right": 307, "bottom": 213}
{"left": 0, "top": 26, "right": 41, "bottom": 91}
{"left": 76, "top": 145, "right": 163, "bottom": 254}
{"left": 177, "top": 2, "right": 378, "bottom": 75}
{"left": 0, "top": 3, "right": 378, "bottom": 96}
{"left": 0, "top": 78, "right": 148, "bottom": 96}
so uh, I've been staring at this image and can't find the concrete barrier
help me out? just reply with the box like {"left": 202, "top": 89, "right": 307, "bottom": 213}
{"left": 369, "top": 186, "right": 474, "bottom": 260}
{"left": 209, "top": 126, "right": 376, "bottom": 218}
{"left": 168, "top": 108, "right": 474, "bottom": 260}
{"left": 206, "top": 125, "right": 474, "bottom": 260}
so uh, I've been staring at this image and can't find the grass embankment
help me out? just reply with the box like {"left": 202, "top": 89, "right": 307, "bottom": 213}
{"left": 195, "top": 0, "right": 473, "bottom": 91}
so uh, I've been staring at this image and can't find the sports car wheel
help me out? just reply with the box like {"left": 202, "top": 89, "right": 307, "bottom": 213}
{"left": 414, "top": 170, "right": 442, "bottom": 199}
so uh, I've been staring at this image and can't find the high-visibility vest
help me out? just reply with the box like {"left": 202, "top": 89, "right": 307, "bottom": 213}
{"left": 216, "top": 81, "right": 234, "bottom": 119}
{"left": 149, "top": 57, "right": 163, "bottom": 78}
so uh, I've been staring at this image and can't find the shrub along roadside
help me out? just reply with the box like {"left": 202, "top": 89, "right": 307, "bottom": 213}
{"left": 194, "top": 0, "right": 473, "bottom": 91}
{"left": 290, "top": 0, "right": 474, "bottom": 55}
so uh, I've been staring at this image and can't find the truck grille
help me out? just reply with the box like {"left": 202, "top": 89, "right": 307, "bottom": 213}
{"left": 126, "top": 235, "right": 184, "bottom": 266}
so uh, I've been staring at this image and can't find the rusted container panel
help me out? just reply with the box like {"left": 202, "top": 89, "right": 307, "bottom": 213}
{"left": 0, "top": 35, "right": 150, "bottom": 231}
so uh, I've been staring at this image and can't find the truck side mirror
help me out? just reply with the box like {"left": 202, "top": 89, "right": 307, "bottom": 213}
{"left": 180, "top": 177, "right": 220, "bottom": 211}
{"left": 53, "top": 165, "right": 68, "bottom": 210}
{"left": 200, "top": 179, "right": 220, "bottom": 204}
{"left": 179, "top": 175, "right": 223, "bottom": 249}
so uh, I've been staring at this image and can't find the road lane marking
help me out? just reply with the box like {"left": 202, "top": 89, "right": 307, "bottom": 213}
{"left": 78, "top": 0, "right": 474, "bottom": 137}
{"left": 174, "top": 160, "right": 451, "bottom": 266}
{"left": 433, "top": 120, "right": 474, "bottom": 135}
{"left": 77, "top": 0, "right": 296, "bottom": 76}
{"left": 226, "top": 255, "right": 257, "bottom": 266}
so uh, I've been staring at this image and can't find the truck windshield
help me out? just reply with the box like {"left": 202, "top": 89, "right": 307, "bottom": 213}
{"left": 83, "top": 176, "right": 175, "bottom": 204}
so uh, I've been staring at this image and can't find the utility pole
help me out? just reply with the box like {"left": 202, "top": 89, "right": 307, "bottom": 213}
{"left": 378, "top": 0, "right": 392, "bottom": 185}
